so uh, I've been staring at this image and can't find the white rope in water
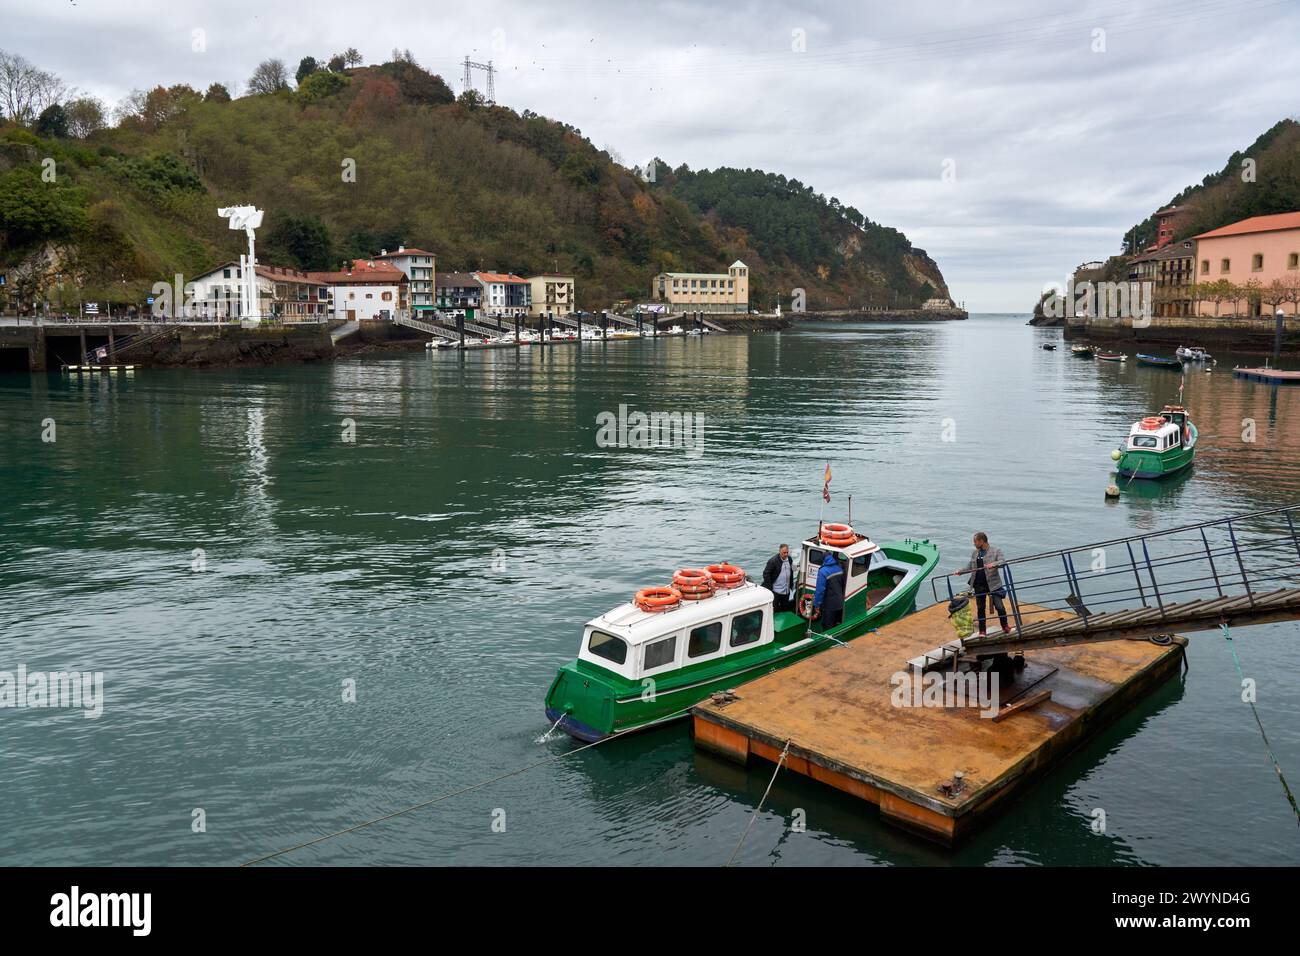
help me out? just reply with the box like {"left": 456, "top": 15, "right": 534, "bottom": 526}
{"left": 725, "top": 739, "right": 792, "bottom": 867}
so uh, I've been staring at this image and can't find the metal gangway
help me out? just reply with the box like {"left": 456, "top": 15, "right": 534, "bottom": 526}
{"left": 932, "top": 504, "right": 1300, "bottom": 658}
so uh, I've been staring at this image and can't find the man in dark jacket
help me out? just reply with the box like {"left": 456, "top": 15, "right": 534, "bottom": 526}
{"left": 813, "top": 552, "right": 846, "bottom": 631}
{"left": 761, "top": 544, "right": 796, "bottom": 613}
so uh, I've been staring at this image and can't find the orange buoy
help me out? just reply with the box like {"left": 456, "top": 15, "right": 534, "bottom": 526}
{"left": 672, "top": 568, "right": 716, "bottom": 600}
{"left": 820, "top": 523, "right": 856, "bottom": 546}
{"left": 1140, "top": 416, "right": 1165, "bottom": 431}
{"left": 634, "top": 586, "right": 681, "bottom": 612}
{"left": 705, "top": 563, "right": 745, "bottom": 588}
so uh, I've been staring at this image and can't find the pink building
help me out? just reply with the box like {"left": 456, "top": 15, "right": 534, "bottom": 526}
{"left": 1192, "top": 212, "right": 1300, "bottom": 317}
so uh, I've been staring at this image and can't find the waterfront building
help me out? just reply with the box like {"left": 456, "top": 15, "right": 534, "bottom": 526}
{"left": 1191, "top": 212, "right": 1300, "bottom": 317}
{"left": 435, "top": 272, "right": 483, "bottom": 317}
{"left": 1128, "top": 240, "right": 1196, "bottom": 318}
{"left": 188, "top": 262, "right": 329, "bottom": 320}
{"left": 527, "top": 274, "right": 575, "bottom": 316}
{"left": 374, "top": 246, "right": 436, "bottom": 314}
{"left": 473, "top": 272, "right": 531, "bottom": 317}
{"left": 651, "top": 261, "right": 750, "bottom": 312}
{"left": 308, "top": 259, "right": 408, "bottom": 321}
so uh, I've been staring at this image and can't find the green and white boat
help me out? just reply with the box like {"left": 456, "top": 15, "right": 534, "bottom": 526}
{"left": 1113, "top": 404, "right": 1197, "bottom": 480}
{"left": 543, "top": 526, "right": 940, "bottom": 742}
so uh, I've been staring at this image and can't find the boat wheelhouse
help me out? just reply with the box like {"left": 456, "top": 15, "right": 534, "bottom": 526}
{"left": 543, "top": 526, "right": 940, "bottom": 742}
{"left": 1114, "top": 404, "right": 1197, "bottom": 480}
{"left": 1176, "top": 345, "right": 1212, "bottom": 362}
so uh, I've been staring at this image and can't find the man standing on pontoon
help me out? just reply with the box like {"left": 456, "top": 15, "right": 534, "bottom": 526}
{"left": 953, "top": 532, "right": 1010, "bottom": 637}
{"left": 762, "top": 544, "right": 797, "bottom": 613}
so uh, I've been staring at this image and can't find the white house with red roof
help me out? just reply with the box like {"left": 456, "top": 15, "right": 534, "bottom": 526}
{"left": 308, "top": 259, "right": 409, "bottom": 321}
{"left": 473, "top": 271, "right": 532, "bottom": 317}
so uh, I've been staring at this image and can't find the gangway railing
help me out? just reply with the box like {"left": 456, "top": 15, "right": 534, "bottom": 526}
{"left": 80, "top": 326, "right": 176, "bottom": 364}
{"left": 931, "top": 503, "right": 1300, "bottom": 656}
{"left": 394, "top": 313, "right": 458, "bottom": 341}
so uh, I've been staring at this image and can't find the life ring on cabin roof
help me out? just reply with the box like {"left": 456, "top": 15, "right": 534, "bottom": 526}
{"left": 705, "top": 563, "right": 745, "bottom": 588}
{"left": 820, "top": 523, "right": 856, "bottom": 546}
{"left": 635, "top": 586, "right": 681, "bottom": 612}
{"left": 1140, "top": 416, "right": 1165, "bottom": 431}
{"left": 671, "top": 568, "right": 716, "bottom": 598}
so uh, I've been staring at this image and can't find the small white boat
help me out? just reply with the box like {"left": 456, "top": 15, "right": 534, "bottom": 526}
{"left": 1176, "top": 346, "right": 1213, "bottom": 362}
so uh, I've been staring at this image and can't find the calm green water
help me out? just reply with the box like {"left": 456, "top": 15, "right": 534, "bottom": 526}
{"left": 2, "top": 315, "right": 1298, "bottom": 866}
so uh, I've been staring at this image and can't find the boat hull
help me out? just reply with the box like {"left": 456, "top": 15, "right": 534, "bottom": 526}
{"left": 543, "top": 539, "right": 941, "bottom": 742}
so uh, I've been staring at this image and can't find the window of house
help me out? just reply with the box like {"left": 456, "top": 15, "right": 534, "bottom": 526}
{"left": 382, "top": 292, "right": 392, "bottom": 301}
{"left": 1200, "top": 260, "right": 1209, "bottom": 274}
{"left": 1221, "top": 258, "right": 1231, "bottom": 273}
{"left": 687, "top": 622, "right": 723, "bottom": 658}
{"left": 730, "top": 610, "right": 764, "bottom": 648}
{"left": 1253, "top": 254, "right": 1264, "bottom": 272}
{"left": 643, "top": 635, "right": 677, "bottom": 671}
{"left": 1289, "top": 253, "right": 1299, "bottom": 270}
{"left": 587, "top": 630, "right": 627, "bottom": 665}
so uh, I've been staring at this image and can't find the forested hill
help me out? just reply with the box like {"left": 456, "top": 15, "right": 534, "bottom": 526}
{"left": 654, "top": 165, "right": 948, "bottom": 308}
{"left": 1124, "top": 119, "right": 1300, "bottom": 250}
{"left": 0, "top": 52, "right": 950, "bottom": 310}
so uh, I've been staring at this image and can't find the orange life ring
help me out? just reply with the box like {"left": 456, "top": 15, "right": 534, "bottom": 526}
{"left": 672, "top": 568, "right": 714, "bottom": 588}
{"left": 820, "top": 523, "right": 855, "bottom": 546}
{"left": 705, "top": 563, "right": 745, "bottom": 588}
{"left": 798, "top": 593, "right": 814, "bottom": 617}
{"left": 1140, "top": 416, "right": 1165, "bottom": 431}
{"left": 634, "top": 586, "right": 681, "bottom": 612}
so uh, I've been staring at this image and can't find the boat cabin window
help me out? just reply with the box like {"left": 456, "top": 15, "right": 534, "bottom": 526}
{"left": 643, "top": 635, "right": 677, "bottom": 671}
{"left": 852, "top": 553, "right": 872, "bottom": 577}
{"left": 687, "top": 621, "right": 723, "bottom": 658}
{"left": 730, "top": 609, "right": 764, "bottom": 647}
{"left": 808, "top": 547, "right": 827, "bottom": 566}
{"left": 588, "top": 630, "right": 627, "bottom": 665}
{"left": 1130, "top": 435, "right": 1159, "bottom": 448}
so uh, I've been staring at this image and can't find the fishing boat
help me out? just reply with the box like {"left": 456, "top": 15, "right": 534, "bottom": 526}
{"left": 1071, "top": 345, "right": 1095, "bottom": 358}
{"left": 1176, "top": 345, "right": 1213, "bottom": 362}
{"left": 1113, "top": 405, "right": 1197, "bottom": 480}
{"left": 1042, "top": 344, "right": 1057, "bottom": 351}
{"left": 1095, "top": 351, "right": 1126, "bottom": 362}
{"left": 1136, "top": 353, "right": 1181, "bottom": 368}
{"left": 543, "top": 525, "right": 940, "bottom": 742}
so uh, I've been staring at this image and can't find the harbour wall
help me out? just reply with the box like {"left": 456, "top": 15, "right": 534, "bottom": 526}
{"left": 1063, "top": 315, "right": 1300, "bottom": 356}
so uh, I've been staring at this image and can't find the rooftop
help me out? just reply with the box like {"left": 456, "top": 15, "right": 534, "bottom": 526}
{"left": 1192, "top": 211, "right": 1300, "bottom": 240}
{"left": 376, "top": 247, "right": 436, "bottom": 258}
{"left": 589, "top": 581, "right": 772, "bottom": 645}
{"left": 307, "top": 260, "right": 406, "bottom": 284}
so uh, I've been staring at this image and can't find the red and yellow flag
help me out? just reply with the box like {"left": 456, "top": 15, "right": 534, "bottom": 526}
{"left": 822, "top": 462, "right": 832, "bottom": 503}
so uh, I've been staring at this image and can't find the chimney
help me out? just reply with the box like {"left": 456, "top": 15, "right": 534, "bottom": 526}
{"left": 380, "top": 249, "right": 387, "bottom": 256}
{"left": 398, "top": 245, "right": 405, "bottom": 253}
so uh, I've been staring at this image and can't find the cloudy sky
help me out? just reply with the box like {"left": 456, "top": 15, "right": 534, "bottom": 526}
{"left": 5, "top": 0, "right": 1299, "bottom": 310}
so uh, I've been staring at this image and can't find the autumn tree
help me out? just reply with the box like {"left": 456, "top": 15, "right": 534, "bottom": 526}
{"left": 204, "top": 82, "right": 232, "bottom": 103}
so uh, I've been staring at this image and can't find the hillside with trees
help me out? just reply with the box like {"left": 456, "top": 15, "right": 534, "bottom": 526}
{"left": 0, "top": 47, "right": 950, "bottom": 314}
{"left": 1123, "top": 118, "right": 1300, "bottom": 252}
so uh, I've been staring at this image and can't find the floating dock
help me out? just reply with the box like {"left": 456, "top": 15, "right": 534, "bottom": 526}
{"left": 63, "top": 364, "right": 136, "bottom": 373}
{"left": 692, "top": 602, "right": 1185, "bottom": 846}
{"left": 1233, "top": 366, "right": 1300, "bottom": 384}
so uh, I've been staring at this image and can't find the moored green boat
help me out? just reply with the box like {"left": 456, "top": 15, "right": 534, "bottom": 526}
{"left": 543, "top": 527, "right": 940, "bottom": 742}
{"left": 1114, "top": 404, "right": 1197, "bottom": 479}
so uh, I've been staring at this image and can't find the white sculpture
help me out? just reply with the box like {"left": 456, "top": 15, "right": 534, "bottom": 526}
{"left": 218, "top": 206, "right": 265, "bottom": 323}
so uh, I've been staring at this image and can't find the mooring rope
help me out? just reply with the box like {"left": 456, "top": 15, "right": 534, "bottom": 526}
{"left": 725, "top": 739, "right": 791, "bottom": 867}
{"left": 242, "top": 724, "right": 639, "bottom": 866}
{"left": 1220, "top": 622, "right": 1300, "bottom": 825}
